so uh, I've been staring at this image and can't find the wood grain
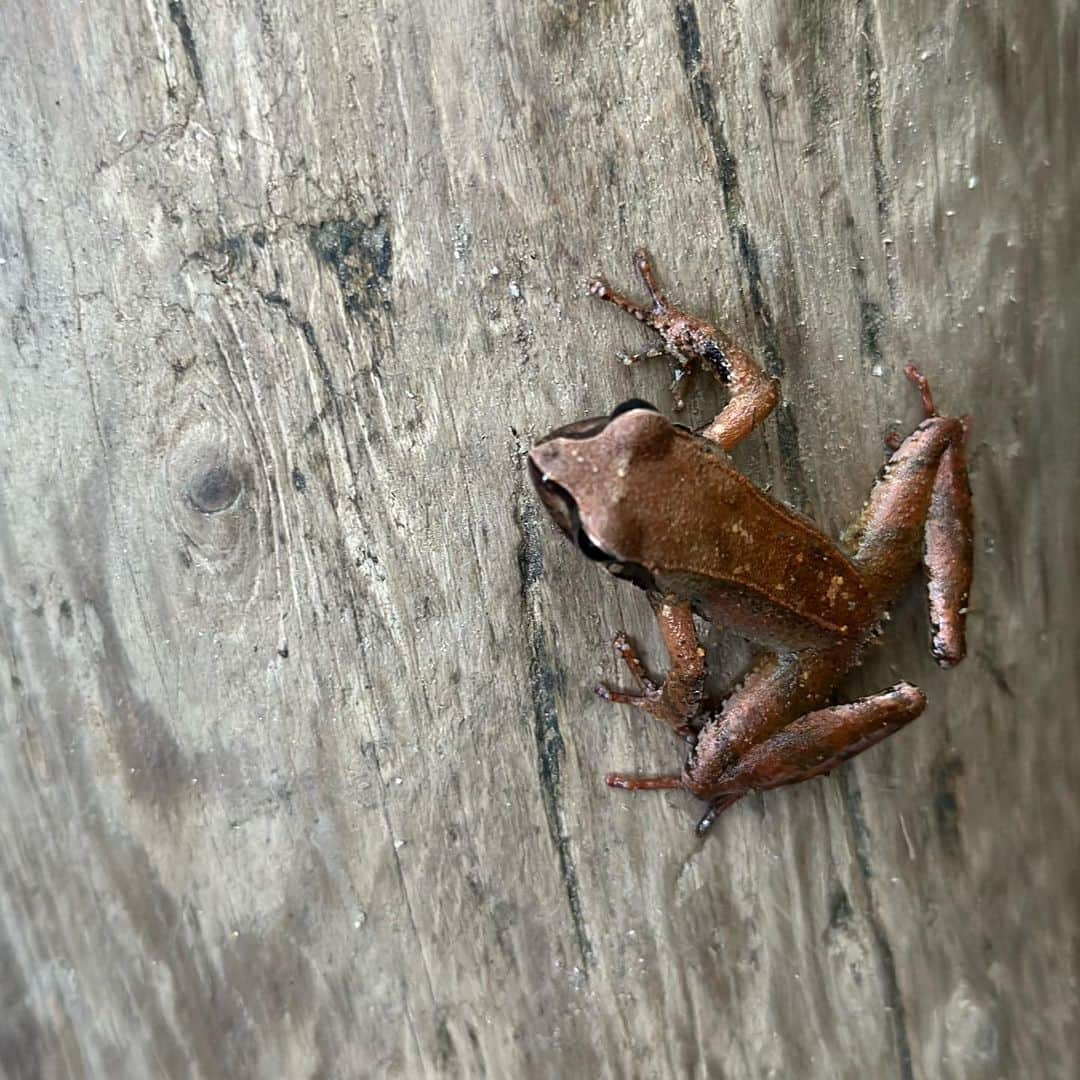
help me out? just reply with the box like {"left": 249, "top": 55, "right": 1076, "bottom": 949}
{"left": 1, "top": 1, "right": 1077, "bottom": 1076}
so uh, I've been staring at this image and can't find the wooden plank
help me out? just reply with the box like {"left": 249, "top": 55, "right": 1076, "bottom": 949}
{"left": 1, "top": 1, "right": 1076, "bottom": 1076}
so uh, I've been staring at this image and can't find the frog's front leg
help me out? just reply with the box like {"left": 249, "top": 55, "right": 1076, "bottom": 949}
{"left": 588, "top": 248, "right": 779, "bottom": 447}
{"left": 595, "top": 595, "right": 706, "bottom": 740}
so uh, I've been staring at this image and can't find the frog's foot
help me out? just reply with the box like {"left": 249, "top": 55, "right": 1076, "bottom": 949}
{"left": 604, "top": 775, "right": 744, "bottom": 838}
{"left": 588, "top": 248, "right": 779, "bottom": 449}
{"left": 616, "top": 345, "right": 666, "bottom": 367}
{"left": 605, "top": 773, "right": 683, "bottom": 790}
{"left": 587, "top": 247, "right": 672, "bottom": 321}
{"left": 614, "top": 343, "right": 693, "bottom": 408}
{"left": 589, "top": 253, "right": 698, "bottom": 410}
{"left": 694, "top": 794, "right": 745, "bottom": 836}
{"left": 904, "top": 364, "right": 937, "bottom": 417}
{"left": 595, "top": 633, "right": 699, "bottom": 740}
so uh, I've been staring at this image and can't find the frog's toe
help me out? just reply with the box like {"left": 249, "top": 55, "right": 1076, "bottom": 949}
{"left": 594, "top": 683, "right": 659, "bottom": 708}
{"left": 605, "top": 772, "right": 683, "bottom": 791}
{"left": 611, "top": 633, "right": 659, "bottom": 692}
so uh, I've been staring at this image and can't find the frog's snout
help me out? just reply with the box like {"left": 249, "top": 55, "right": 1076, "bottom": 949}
{"left": 527, "top": 443, "right": 576, "bottom": 539}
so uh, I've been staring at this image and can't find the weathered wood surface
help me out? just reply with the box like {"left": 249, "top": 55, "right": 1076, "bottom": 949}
{"left": 1, "top": 1, "right": 1077, "bottom": 1076}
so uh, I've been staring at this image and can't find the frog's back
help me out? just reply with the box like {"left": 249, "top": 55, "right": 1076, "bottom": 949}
{"left": 608, "top": 427, "right": 873, "bottom": 650}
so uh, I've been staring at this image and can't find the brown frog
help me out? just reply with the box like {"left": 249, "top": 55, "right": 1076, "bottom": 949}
{"left": 529, "top": 249, "right": 973, "bottom": 835}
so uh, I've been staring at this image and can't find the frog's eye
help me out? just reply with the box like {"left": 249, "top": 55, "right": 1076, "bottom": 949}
{"left": 610, "top": 398, "right": 658, "bottom": 418}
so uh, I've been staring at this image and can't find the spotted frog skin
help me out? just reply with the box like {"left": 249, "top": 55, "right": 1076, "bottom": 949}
{"left": 529, "top": 249, "right": 973, "bottom": 835}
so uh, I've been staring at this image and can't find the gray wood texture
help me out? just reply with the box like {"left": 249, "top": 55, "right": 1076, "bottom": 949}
{"left": 2, "top": 1, "right": 1077, "bottom": 1077}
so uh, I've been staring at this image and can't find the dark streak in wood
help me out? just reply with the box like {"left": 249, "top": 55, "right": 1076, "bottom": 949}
{"left": 167, "top": 0, "right": 204, "bottom": 93}
{"left": 515, "top": 464, "right": 593, "bottom": 972}
{"left": 309, "top": 214, "right": 394, "bottom": 319}
{"left": 857, "top": 0, "right": 900, "bottom": 306}
{"left": 838, "top": 770, "right": 916, "bottom": 1080}
{"left": 674, "top": 1, "right": 809, "bottom": 508}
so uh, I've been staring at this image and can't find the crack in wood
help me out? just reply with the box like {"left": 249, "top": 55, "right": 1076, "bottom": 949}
{"left": 838, "top": 770, "right": 916, "bottom": 1080}
{"left": 167, "top": 1, "right": 204, "bottom": 93}
{"left": 673, "top": 1, "right": 808, "bottom": 509}
{"left": 514, "top": 449, "right": 593, "bottom": 972}
{"left": 857, "top": 0, "right": 900, "bottom": 307}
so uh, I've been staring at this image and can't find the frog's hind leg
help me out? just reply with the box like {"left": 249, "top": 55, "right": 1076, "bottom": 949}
{"left": 695, "top": 682, "right": 927, "bottom": 835}
{"left": 851, "top": 365, "right": 974, "bottom": 666}
{"left": 595, "top": 596, "right": 706, "bottom": 740}
{"left": 924, "top": 410, "right": 974, "bottom": 667}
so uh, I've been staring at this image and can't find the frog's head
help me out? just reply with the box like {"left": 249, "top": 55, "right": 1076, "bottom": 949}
{"left": 528, "top": 401, "right": 673, "bottom": 584}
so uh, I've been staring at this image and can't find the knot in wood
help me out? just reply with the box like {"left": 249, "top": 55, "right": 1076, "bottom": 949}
{"left": 187, "top": 461, "right": 241, "bottom": 514}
